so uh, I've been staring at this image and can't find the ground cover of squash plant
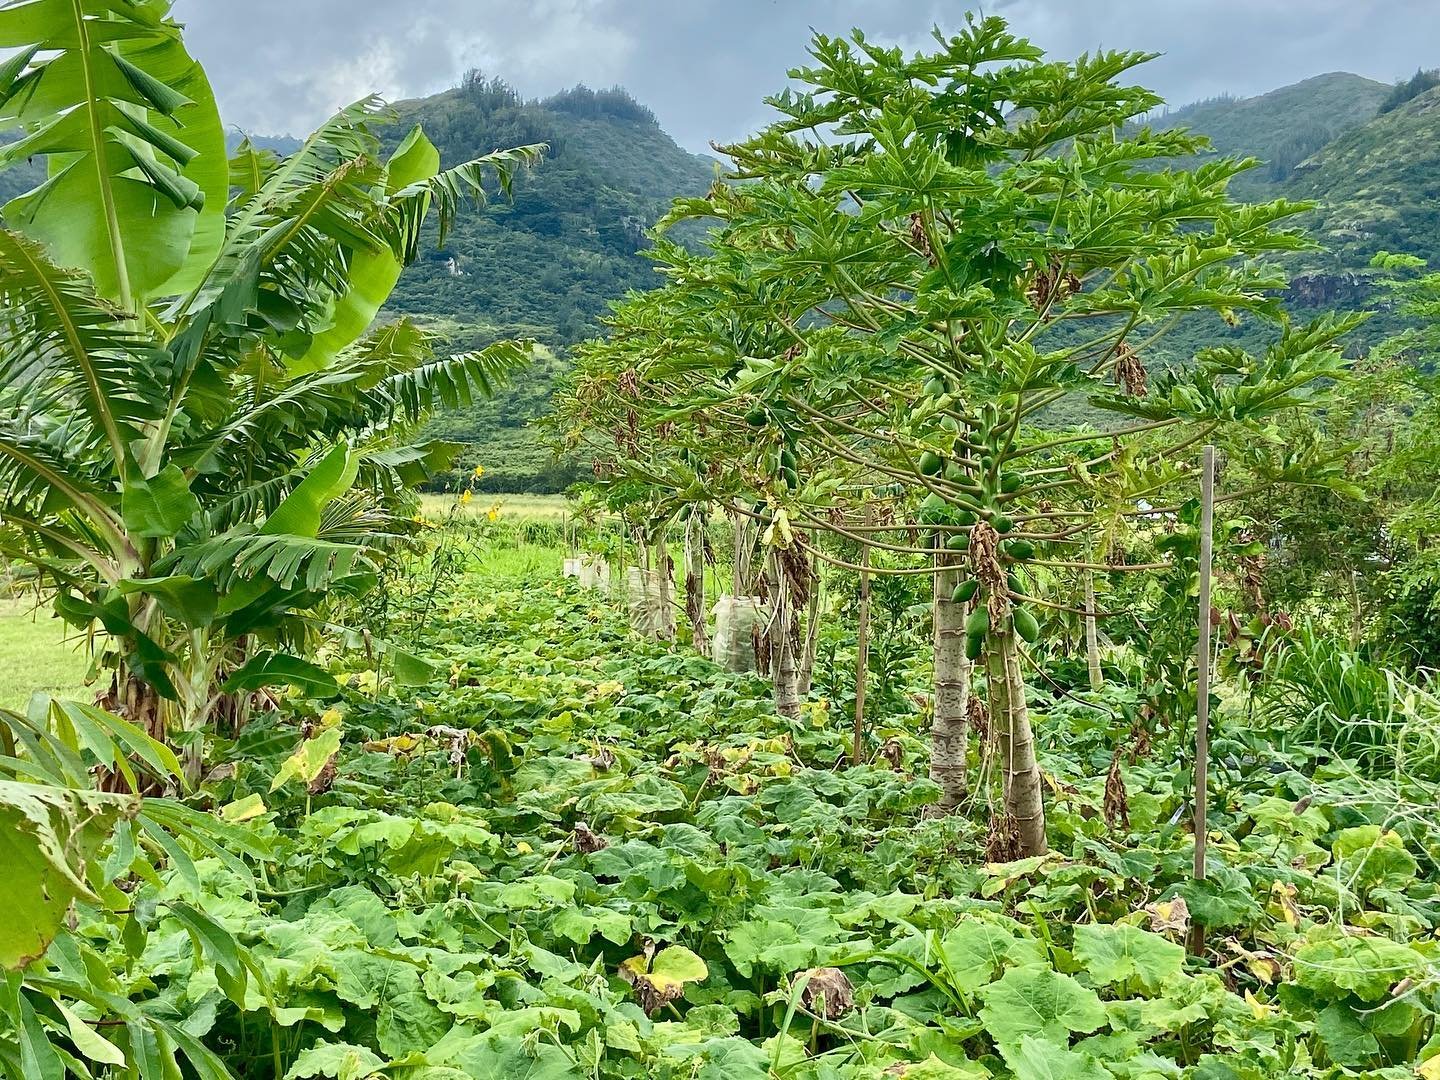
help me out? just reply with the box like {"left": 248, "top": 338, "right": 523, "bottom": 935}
{"left": 110, "top": 557, "right": 1439, "bottom": 1080}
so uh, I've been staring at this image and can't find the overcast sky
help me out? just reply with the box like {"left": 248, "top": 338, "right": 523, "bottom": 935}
{"left": 174, "top": 1, "right": 1439, "bottom": 154}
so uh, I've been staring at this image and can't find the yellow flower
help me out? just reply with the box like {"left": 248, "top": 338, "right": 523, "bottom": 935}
{"left": 486, "top": 507, "right": 499, "bottom": 522}
{"left": 515, "top": 841, "right": 533, "bottom": 855}
{"left": 459, "top": 489, "right": 474, "bottom": 506}
{"left": 472, "top": 464, "right": 485, "bottom": 478}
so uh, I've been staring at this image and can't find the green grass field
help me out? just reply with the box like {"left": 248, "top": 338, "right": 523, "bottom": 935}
{"left": 419, "top": 492, "right": 571, "bottom": 520}
{"left": 0, "top": 595, "right": 90, "bottom": 710}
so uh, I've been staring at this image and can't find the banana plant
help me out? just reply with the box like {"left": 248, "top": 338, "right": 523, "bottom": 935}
{"left": 562, "top": 16, "right": 1363, "bottom": 855}
{"left": 0, "top": 0, "right": 542, "bottom": 753}
{"left": 0, "top": 697, "right": 269, "bottom": 1079}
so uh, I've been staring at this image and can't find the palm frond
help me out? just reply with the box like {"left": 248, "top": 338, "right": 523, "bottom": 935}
{"left": 373, "top": 339, "right": 535, "bottom": 418}
{"left": 0, "top": 230, "right": 167, "bottom": 456}
{"left": 386, "top": 143, "right": 545, "bottom": 256}
{"left": 159, "top": 527, "right": 375, "bottom": 593}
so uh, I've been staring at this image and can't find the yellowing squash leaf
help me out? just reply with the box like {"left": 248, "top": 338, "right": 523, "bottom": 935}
{"left": 270, "top": 727, "right": 343, "bottom": 793}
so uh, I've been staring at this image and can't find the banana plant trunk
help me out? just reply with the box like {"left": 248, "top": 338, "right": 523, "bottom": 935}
{"left": 684, "top": 514, "right": 708, "bottom": 654}
{"left": 930, "top": 550, "right": 970, "bottom": 811}
{"left": 97, "top": 672, "right": 166, "bottom": 794}
{"left": 985, "top": 629, "right": 1047, "bottom": 855}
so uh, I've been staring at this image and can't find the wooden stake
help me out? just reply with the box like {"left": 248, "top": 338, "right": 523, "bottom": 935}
{"left": 852, "top": 511, "right": 873, "bottom": 765}
{"left": 1190, "top": 444, "right": 1216, "bottom": 953}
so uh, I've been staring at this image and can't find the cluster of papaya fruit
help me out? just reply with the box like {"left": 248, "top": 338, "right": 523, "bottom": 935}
{"left": 913, "top": 400, "right": 1027, "bottom": 535}
{"left": 912, "top": 390, "right": 1042, "bottom": 652}
{"left": 951, "top": 576, "right": 1041, "bottom": 657}
{"left": 746, "top": 405, "right": 800, "bottom": 491}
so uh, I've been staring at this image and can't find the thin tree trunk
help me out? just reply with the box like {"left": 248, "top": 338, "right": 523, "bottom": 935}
{"left": 1085, "top": 566, "right": 1103, "bottom": 691}
{"left": 684, "top": 514, "right": 708, "bottom": 654}
{"left": 797, "top": 551, "right": 821, "bottom": 697}
{"left": 732, "top": 504, "right": 755, "bottom": 595}
{"left": 930, "top": 551, "right": 970, "bottom": 811}
{"left": 987, "top": 630, "right": 1047, "bottom": 856}
{"left": 1349, "top": 571, "right": 1363, "bottom": 651}
{"left": 852, "top": 525, "right": 872, "bottom": 765}
{"left": 653, "top": 526, "right": 676, "bottom": 642}
{"left": 1191, "top": 445, "right": 1216, "bottom": 953}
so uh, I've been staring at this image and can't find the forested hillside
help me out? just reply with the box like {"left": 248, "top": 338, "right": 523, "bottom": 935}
{"left": 377, "top": 76, "right": 717, "bottom": 491}
{"left": 1287, "top": 83, "right": 1440, "bottom": 273}
{"left": 1147, "top": 72, "right": 1389, "bottom": 202}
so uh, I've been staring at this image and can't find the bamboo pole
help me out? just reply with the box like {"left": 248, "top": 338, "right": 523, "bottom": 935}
{"left": 1190, "top": 445, "right": 1216, "bottom": 953}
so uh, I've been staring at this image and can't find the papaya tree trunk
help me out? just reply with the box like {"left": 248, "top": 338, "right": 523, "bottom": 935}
{"left": 930, "top": 550, "right": 970, "bottom": 812}
{"left": 1085, "top": 567, "right": 1103, "bottom": 691}
{"left": 985, "top": 630, "right": 1047, "bottom": 856}
{"left": 797, "top": 550, "right": 821, "bottom": 697}
{"left": 684, "top": 513, "right": 708, "bottom": 654}
{"left": 732, "top": 504, "right": 756, "bottom": 594}
{"left": 852, "top": 525, "right": 872, "bottom": 765}
{"left": 655, "top": 526, "right": 676, "bottom": 642}
{"left": 765, "top": 554, "right": 801, "bottom": 718}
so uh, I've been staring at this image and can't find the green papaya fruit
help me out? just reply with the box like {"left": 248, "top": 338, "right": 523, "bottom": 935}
{"left": 965, "top": 605, "right": 990, "bottom": 637}
{"left": 953, "top": 578, "right": 980, "bottom": 604}
{"left": 945, "top": 532, "right": 968, "bottom": 551}
{"left": 780, "top": 448, "right": 797, "bottom": 471}
{"left": 1012, "top": 606, "right": 1040, "bottom": 643}
{"left": 1007, "top": 572, "right": 1024, "bottom": 595}
{"left": 1005, "top": 539, "right": 1036, "bottom": 560}
{"left": 1000, "top": 471, "right": 1024, "bottom": 494}
{"left": 924, "top": 376, "right": 947, "bottom": 397}
{"left": 992, "top": 515, "right": 1015, "bottom": 534}
{"left": 745, "top": 406, "right": 767, "bottom": 427}
{"left": 965, "top": 632, "right": 985, "bottom": 660}
{"left": 918, "top": 451, "right": 944, "bottom": 476}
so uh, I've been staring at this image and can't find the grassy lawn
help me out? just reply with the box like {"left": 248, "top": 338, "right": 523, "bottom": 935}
{"left": 419, "top": 492, "right": 571, "bottom": 520}
{"left": 0, "top": 595, "right": 90, "bottom": 710}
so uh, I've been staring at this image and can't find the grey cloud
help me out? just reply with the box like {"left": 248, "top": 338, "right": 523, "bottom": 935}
{"left": 173, "top": 0, "right": 1440, "bottom": 152}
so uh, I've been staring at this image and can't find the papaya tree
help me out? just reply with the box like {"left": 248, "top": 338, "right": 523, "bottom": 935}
{"left": 558, "top": 268, "right": 870, "bottom": 714}
{"left": 0, "top": 0, "right": 540, "bottom": 755}
{"left": 582, "top": 18, "right": 1358, "bottom": 854}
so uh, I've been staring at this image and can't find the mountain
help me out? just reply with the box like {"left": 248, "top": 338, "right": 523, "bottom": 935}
{"left": 377, "top": 77, "right": 718, "bottom": 492}
{"left": 1285, "top": 84, "right": 1440, "bottom": 274}
{"left": 1149, "top": 73, "right": 1390, "bottom": 202}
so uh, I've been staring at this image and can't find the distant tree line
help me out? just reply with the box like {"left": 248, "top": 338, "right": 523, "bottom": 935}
{"left": 460, "top": 69, "right": 659, "bottom": 126}
{"left": 1379, "top": 68, "right": 1440, "bottom": 114}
